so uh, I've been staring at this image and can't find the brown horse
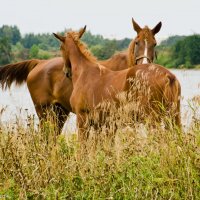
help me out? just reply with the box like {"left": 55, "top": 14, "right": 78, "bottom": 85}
{"left": 0, "top": 58, "right": 72, "bottom": 133}
{"left": 53, "top": 26, "right": 181, "bottom": 142}
{"left": 100, "top": 18, "right": 162, "bottom": 70}
{"left": 0, "top": 19, "right": 161, "bottom": 133}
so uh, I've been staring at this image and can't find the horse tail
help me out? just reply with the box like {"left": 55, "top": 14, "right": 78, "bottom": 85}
{"left": 164, "top": 74, "right": 181, "bottom": 128}
{"left": 0, "top": 59, "right": 40, "bottom": 89}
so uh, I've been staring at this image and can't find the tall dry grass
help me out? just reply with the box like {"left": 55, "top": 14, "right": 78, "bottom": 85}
{"left": 0, "top": 95, "right": 200, "bottom": 199}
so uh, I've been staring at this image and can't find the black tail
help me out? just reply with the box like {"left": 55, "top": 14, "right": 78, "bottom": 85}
{"left": 0, "top": 59, "right": 40, "bottom": 89}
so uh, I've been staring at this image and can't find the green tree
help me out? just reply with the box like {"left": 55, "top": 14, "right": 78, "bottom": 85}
{"left": 116, "top": 38, "right": 131, "bottom": 50}
{"left": 90, "top": 45, "right": 105, "bottom": 59}
{"left": 159, "top": 35, "right": 185, "bottom": 47}
{"left": 29, "top": 44, "right": 39, "bottom": 58}
{"left": 0, "top": 37, "right": 12, "bottom": 65}
{"left": 12, "top": 42, "right": 28, "bottom": 61}
{"left": 172, "top": 34, "right": 200, "bottom": 68}
{"left": 22, "top": 34, "right": 40, "bottom": 48}
{"left": 90, "top": 40, "right": 117, "bottom": 60}
{"left": 82, "top": 31, "right": 104, "bottom": 47}
{"left": 0, "top": 25, "right": 21, "bottom": 45}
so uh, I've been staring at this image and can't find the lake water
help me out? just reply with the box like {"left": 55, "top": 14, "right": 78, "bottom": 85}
{"left": 0, "top": 69, "right": 200, "bottom": 132}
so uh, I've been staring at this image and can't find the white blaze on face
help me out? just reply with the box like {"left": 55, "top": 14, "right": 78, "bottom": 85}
{"left": 142, "top": 39, "right": 148, "bottom": 64}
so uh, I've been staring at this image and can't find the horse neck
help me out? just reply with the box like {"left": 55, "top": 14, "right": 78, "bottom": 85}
{"left": 128, "top": 39, "right": 136, "bottom": 67}
{"left": 67, "top": 38, "right": 94, "bottom": 83}
{"left": 67, "top": 40, "right": 85, "bottom": 80}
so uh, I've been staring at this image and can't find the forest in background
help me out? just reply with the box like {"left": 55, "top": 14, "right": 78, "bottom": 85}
{"left": 0, "top": 25, "right": 200, "bottom": 68}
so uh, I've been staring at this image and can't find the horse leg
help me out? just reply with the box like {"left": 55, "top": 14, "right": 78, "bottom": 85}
{"left": 77, "top": 113, "right": 88, "bottom": 141}
{"left": 35, "top": 104, "right": 52, "bottom": 132}
{"left": 34, "top": 103, "right": 69, "bottom": 146}
{"left": 175, "top": 114, "right": 181, "bottom": 130}
{"left": 163, "top": 104, "right": 182, "bottom": 131}
{"left": 35, "top": 104, "right": 49, "bottom": 122}
{"left": 76, "top": 113, "right": 89, "bottom": 158}
{"left": 35, "top": 103, "right": 69, "bottom": 134}
{"left": 52, "top": 103, "right": 70, "bottom": 135}
{"left": 174, "top": 101, "right": 182, "bottom": 131}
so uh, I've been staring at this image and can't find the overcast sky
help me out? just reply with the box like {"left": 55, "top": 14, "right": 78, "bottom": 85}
{"left": 0, "top": 0, "right": 199, "bottom": 39}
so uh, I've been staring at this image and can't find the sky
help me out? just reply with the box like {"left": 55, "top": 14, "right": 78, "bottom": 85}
{"left": 0, "top": 0, "right": 200, "bottom": 39}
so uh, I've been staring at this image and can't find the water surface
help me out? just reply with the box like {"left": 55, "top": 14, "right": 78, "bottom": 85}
{"left": 0, "top": 69, "right": 200, "bottom": 131}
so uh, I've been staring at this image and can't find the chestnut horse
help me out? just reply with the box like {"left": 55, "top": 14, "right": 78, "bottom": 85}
{"left": 0, "top": 58, "right": 73, "bottom": 133}
{"left": 53, "top": 26, "right": 181, "bottom": 142}
{"left": 100, "top": 18, "right": 162, "bottom": 70}
{"left": 0, "top": 19, "right": 161, "bottom": 133}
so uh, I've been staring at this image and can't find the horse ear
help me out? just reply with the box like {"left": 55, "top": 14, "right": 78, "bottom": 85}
{"left": 53, "top": 33, "right": 65, "bottom": 42}
{"left": 152, "top": 22, "right": 162, "bottom": 35}
{"left": 79, "top": 25, "right": 87, "bottom": 38}
{"left": 132, "top": 18, "right": 142, "bottom": 34}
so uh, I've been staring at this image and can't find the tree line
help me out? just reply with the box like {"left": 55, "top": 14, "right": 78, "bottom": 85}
{"left": 0, "top": 25, "right": 200, "bottom": 68}
{"left": 156, "top": 35, "right": 200, "bottom": 68}
{"left": 0, "top": 25, "right": 131, "bottom": 65}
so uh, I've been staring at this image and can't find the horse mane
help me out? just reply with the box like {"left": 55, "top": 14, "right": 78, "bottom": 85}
{"left": 66, "top": 31, "right": 97, "bottom": 63}
{"left": 128, "top": 39, "right": 136, "bottom": 67}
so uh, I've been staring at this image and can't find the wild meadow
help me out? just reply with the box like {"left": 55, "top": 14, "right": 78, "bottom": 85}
{"left": 0, "top": 96, "right": 200, "bottom": 200}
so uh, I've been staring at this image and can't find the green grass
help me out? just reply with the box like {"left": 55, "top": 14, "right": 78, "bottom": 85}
{"left": 0, "top": 106, "right": 200, "bottom": 199}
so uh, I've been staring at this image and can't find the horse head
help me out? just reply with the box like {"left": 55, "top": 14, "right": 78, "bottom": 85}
{"left": 130, "top": 18, "right": 162, "bottom": 65}
{"left": 53, "top": 26, "right": 87, "bottom": 79}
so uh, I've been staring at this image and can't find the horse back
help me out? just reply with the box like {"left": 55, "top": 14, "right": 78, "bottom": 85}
{"left": 125, "top": 63, "right": 180, "bottom": 105}
{"left": 100, "top": 52, "right": 128, "bottom": 71}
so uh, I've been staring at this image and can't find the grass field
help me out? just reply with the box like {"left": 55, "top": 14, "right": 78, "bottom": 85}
{"left": 0, "top": 103, "right": 200, "bottom": 199}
